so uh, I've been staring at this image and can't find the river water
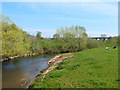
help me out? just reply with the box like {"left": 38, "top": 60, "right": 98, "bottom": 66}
{"left": 2, "top": 55, "right": 54, "bottom": 88}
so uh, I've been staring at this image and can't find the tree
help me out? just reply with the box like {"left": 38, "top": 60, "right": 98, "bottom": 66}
{"left": 63, "top": 33, "right": 75, "bottom": 39}
{"left": 75, "top": 26, "right": 87, "bottom": 38}
{"left": 82, "top": 32, "right": 88, "bottom": 38}
{"left": 1, "top": 15, "right": 30, "bottom": 58}
{"left": 101, "top": 33, "right": 107, "bottom": 42}
{"left": 56, "top": 25, "right": 88, "bottom": 38}
{"left": 36, "top": 31, "right": 42, "bottom": 40}
{"left": 0, "top": 15, "right": 13, "bottom": 32}
{"left": 0, "top": 14, "right": 13, "bottom": 24}
{"left": 101, "top": 33, "right": 106, "bottom": 37}
{"left": 53, "top": 34, "right": 60, "bottom": 39}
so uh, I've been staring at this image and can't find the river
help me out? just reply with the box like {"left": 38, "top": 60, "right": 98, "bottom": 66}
{"left": 2, "top": 54, "right": 54, "bottom": 88}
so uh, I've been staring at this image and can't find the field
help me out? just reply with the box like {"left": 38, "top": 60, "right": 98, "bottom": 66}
{"left": 30, "top": 47, "right": 118, "bottom": 88}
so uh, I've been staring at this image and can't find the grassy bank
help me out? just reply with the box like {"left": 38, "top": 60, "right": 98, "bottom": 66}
{"left": 29, "top": 47, "right": 118, "bottom": 88}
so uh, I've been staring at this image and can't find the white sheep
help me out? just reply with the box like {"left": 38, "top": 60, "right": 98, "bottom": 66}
{"left": 106, "top": 47, "right": 110, "bottom": 50}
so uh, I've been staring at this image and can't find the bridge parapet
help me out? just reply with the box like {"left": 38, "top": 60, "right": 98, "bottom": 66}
{"left": 91, "top": 37, "right": 111, "bottom": 40}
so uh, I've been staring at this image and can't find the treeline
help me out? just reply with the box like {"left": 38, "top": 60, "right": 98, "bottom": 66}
{"left": 1, "top": 15, "right": 119, "bottom": 59}
{"left": 31, "top": 26, "right": 99, "bottom": 54}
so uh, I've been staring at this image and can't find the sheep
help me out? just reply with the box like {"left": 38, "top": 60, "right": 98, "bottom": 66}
{"left": 106, "top": 47, "right": 110, "bottom": 50}
{"left": 112, "top": 46, "right": 117, "bottom": 49}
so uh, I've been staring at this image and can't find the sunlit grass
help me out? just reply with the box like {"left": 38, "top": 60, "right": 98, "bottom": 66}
{"left": 30, "top": 47, "right": 118, "bottom": 88}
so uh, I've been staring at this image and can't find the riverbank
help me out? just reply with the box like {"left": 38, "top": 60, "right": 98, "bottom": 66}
{"left": 1, "top": 50, "right": 75, "bottom": 62}
{"left": 1, "top": 51, "right": 59, "bottom": 62}
{"left": 0, "top": 53, "right": 41, "bottom": 62}
{"left": 28, "top": 53, "right": 74, "bottom": 88}
{"left": 29, "top": 47, "right": 118, "bottom": 88}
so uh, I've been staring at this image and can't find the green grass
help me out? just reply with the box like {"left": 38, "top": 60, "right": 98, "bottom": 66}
{"left": 30, "top": 47, "right": 118, "bottom": 88}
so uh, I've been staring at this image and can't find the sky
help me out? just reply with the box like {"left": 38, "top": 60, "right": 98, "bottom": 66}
{"left": 2, "top": 1, "right": 118, "bottom": 38}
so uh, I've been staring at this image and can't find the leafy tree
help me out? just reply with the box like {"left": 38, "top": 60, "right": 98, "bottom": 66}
{"left": 75, "top": 25, "right": 87, "bottom": 38}
{"left": 1, "top": 15, "right": 30, "bottom": 58}
{"left": 101, "top": 34, "right": 107, "bottom": 42}
{"left": 0, "top": 14, "right": 13, "bottom": 24}
{"left": 36, "top": 31, "right": 42, "bottom": 40}
{"left": 63, "top": 33, "right": 75, "bottom": 39}
{"left": 1, "top": 15, "right": 99, "bottom": 59}
{"left": 53, "top": 34, "right": 60, "bottom": 39}
{"left": 57, "top": 25, "right": 88, "bottom": 38}
{"left": 101, "top": 33, "right": 106, "bottom": 37}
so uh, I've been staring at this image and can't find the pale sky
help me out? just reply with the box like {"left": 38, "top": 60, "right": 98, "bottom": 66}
{"left": 2, "top": 1, "right": 118, "bottom": 38}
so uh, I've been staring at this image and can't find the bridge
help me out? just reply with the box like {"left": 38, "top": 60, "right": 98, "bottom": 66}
{"left": 91, "top": 37, "right": 111, "bottom": 40}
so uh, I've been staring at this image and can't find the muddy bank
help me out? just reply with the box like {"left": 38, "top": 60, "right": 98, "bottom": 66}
{"left": 1, "top": 50, "right": 76, "bottom": 62}
{"left": 28, "top": 55, "right": 73, "bottom": 88}
{"left": 1, "top": 53, "right": 43, "bottom": 62}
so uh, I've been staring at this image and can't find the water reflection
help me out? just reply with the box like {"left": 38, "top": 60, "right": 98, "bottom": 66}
{"left": 2, "top": 55, "right": 54, "bottom": 88}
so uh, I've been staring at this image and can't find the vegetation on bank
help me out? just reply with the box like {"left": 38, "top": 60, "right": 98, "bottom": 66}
{"left": 1, "top": 15, "right": 106, "bottom": 60}
{"left": 1, "top": 15, "right": 119, "bottom": 88}
{"left": 30, "top": 47, "right": 118, "bottom": 88}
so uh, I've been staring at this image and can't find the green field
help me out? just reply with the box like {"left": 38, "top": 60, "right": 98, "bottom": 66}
{"left": 30, "top": 47, "right": 118, "bottom": 88}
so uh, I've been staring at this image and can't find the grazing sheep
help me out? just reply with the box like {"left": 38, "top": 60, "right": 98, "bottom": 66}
{"left": 112, "top": 46, "right": 117, "bottom": 49}
{"left": 106, "top": 47, "right": 110, "bottom": 50}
